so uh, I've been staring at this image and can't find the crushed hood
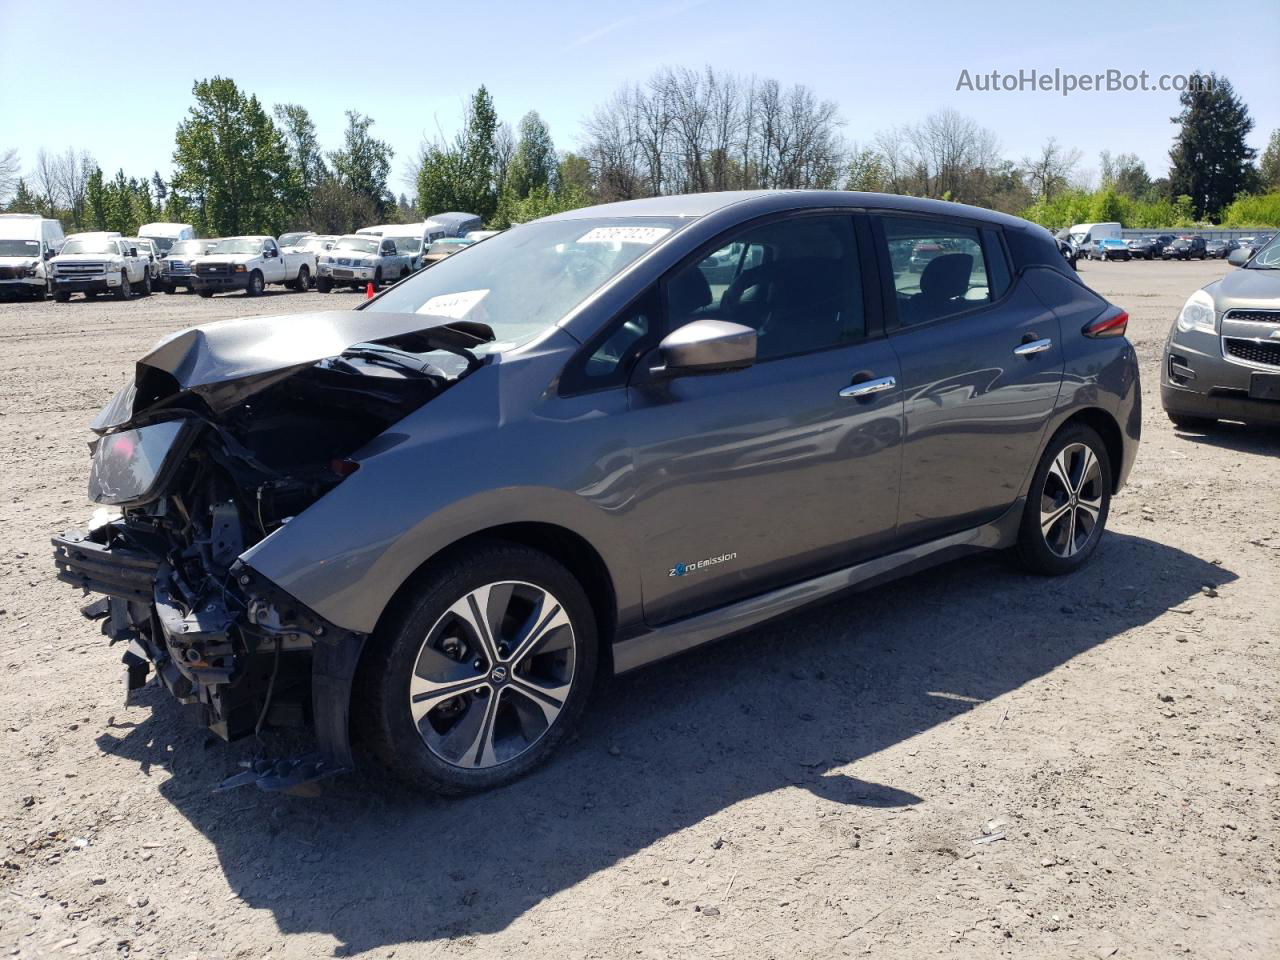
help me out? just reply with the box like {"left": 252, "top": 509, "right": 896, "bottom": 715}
{"left": 92, "top": 309, "right": 492, "bottom": 432}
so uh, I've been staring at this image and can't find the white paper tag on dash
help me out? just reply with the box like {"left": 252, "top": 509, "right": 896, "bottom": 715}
{"left": 577, "top": 226, "right": 672, "bottom": 246}
{"left": 416, "top": 289, "right": 489, "bottom": 318}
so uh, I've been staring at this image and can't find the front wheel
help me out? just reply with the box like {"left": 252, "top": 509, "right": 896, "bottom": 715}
{"left": 138, "top": 273, "right": 152, "bottom": 296}
{"left": 245, "top": 270, "right": 265, "bottom": 296}
{"left": 113, "top": 273, "right": 131, "bottom": 299}
{"left": 197, "top": 289, "right": 214, "bottom": 298}
{"left": 362, "top": 542, "right": 598, "bottom": 795}
{"left": 316, "top": 276, "right": 332, "bottom": 294}
{"left": 1016, "top": 424, "right": 1112, "bottom": 576}
{"left": 54, "top": 290, "right": 70, "bottom": 303}
{"left": 1167, "top": 412, "right": 1216, "bottom": 431}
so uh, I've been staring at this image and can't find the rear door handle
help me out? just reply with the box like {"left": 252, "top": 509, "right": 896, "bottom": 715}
{"left": 1013, "top": 338, "right": 1053, "bottom": 356}
{"left": 839, "top": 376, "right": 896, "bottom": 399}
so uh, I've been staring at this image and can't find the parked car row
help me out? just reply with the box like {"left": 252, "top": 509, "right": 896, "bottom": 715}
{"left": 1, "top": 212, "right": 493, "bottom": 303}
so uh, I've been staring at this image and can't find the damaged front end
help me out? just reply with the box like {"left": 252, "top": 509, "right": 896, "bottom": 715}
{"left": 52, "top": 310, "right": 493, "bottom": 787}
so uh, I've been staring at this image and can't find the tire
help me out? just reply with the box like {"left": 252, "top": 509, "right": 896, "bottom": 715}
{"left": 371, "top": 268, "right": 383, "bottom": 293}
{"left": 198, "top": 289, "right": 214, "bottom": 298}
{"left": 54, "top": 291, "right": 70, "bottom": 303}
{"left": 138, "top": 272, "right": 152, "bottom": 296}
{"left": 362, "top": 541, "right": 598, "bottom": 796}
{"left": 293, "top": 266, "right": 311, "bottom": 291}
{"left": 113, "top": 273, "right": 131, "bottom": 300}
{"left": 1015, "top": 423, "right": 1112, "bottom": 576}
{"left": 161, "top": 282, "right": 175, "bottom": 294}
{"left": 1167, "top": 412, "right": 1216, "bottom": 430}
{"left": 245, "top": 270, "right": 265, "bottom": 296}
{"left": 316, "top": 276, "right": 332, "bottom": 294}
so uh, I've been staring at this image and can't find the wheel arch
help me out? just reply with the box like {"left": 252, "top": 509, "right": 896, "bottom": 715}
{"left": 1039, "top": 407, "right": 1126, "bottom": 494}
{"left": 365, "top": 520, "right": 619, "bottom": 679}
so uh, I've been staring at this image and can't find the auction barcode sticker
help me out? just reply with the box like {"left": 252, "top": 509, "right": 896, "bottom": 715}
{"left": 577, "top": 226, "right": 672, "bottom": 245}
{"left": 416, "top": 289, "right": 489, "bottom": 318}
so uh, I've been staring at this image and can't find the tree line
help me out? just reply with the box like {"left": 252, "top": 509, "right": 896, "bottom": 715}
{"left": 2, "top": 68, "right": 1278, "bottom": 236}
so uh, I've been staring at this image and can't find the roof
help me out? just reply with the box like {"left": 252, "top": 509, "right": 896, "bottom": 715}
{"left": 537, "top": 189, "right": 1035, "bottom": 231}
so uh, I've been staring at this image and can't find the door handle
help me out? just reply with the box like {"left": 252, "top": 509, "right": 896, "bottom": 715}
{"left": 839, "top": 376, "right": 896, "bottom": 399}
{"left": 1013, "top": 337, "right": 1053, "bottom": 356}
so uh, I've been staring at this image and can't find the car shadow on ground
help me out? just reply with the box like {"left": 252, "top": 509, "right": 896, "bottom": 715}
{"left": 1170, "top": 422, "right": 1279, "bottom": 456}
{"left": 96, "top": 532, "right": 1230, "bottom": 955}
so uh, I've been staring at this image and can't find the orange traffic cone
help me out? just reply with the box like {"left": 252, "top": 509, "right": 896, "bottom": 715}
{"left": 365, "top": 283, "right": 375, "bottom": 300}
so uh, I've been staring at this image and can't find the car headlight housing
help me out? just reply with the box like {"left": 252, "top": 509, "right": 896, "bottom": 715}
{"left": 234, "top": 264, "right": 247, "bottom": 273}
{"left": 1176, "top": 289, "right": 1217, "bottom": 334}
{"left": 24, "top": 260, "right": 39, "bottom": 277}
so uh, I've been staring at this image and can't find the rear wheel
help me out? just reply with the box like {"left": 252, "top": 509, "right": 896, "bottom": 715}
{"left": 1016, "top": 424, "right": 1112, "bottom": 576}
{"left": 363, "top": 542, "right": 597, "bottom": 795}
{"left": 293, "top": 266, "right": 311, "bottom": 291}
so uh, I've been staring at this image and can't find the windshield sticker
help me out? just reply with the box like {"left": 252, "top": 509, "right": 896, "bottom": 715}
{"left": 577, "top": 226, "right": 672, "bottom": 246}
{"left": 416, "top": 289, "right": 489, "bottom": 319}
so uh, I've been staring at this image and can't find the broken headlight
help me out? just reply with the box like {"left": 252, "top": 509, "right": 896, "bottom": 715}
{"left": 88, "top": 419, "right": 197, "bottom": 507}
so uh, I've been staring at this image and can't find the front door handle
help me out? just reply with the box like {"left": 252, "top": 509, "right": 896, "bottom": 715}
{"left": 1013, "top": 337, "right": 1053, "bottom": 356}
{"left": 839, "top": 376, "right": 896, "bottom": 399}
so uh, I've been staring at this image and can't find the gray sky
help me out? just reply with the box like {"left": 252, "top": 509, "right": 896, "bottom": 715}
{"left": 2, "top": 0, "right": 1276, "bottom": 191}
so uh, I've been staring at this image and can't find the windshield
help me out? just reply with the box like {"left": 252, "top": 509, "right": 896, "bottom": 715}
{"left": 169, "top": 240, "right": 205, "bottom": 256}
{"left": 280, "top": 232, "right": 311, "bottom": 247}
{"left": 61, "top": 239, "right": 118, "bottom": 255}
{"left": 1246, "top": 234, "right": 1280, "bottom": 269}
{"left": 301, "top": 237, "right": 333, "bottom": 252}
{"left": 365, "top": 217, "right": 686, "bottom": 351}
{"left": 0, "top": 239, "right": 41, "bottom": 258}
{"left": 143, "top": 236, "right": 177, "bottom": 254}
{"left": 335, "top": 237, "right": 379, "bottom": 254}
{"left": 385, "top": 236, "right": 422, "bottom": 254}
{"left": 209, "top": 238, "right": 263, "bottom": 255}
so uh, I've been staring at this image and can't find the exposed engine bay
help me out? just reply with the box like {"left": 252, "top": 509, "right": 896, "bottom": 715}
{"left": 52, "top": 313, "right": 494, "bottom": 765}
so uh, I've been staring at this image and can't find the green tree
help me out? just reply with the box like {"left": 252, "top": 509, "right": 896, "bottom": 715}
{"left": 508, "top": 111, "right": 557, "bottom": 199}
{"left": 1259, "top": 130, "right": 1280, "bottom": 192}
{"left": 274, "top": 103, "right": 329, "bottom": 198}
{"left": 85, "top": 168, "right": 107, "bottom": 228}
{"left": 8, "top": 178, "right": 37, "bottom": 213}
{"left": 1168, "top": 73, "right": 1256, "bottom": 220}
{"left": 1220, "top": 192, "right": 1280, "bottom": 227}
{"left": 557, "top": 152, "right": 592, "bottom": 198}
{"left": 329, "top": 111, "right": 393, "bottom": 219}
{"left": 172, "top": 76, "right": 297, "bottom": 236}
{"left": 415, "top": 86, "right": 502, "bottom": 222}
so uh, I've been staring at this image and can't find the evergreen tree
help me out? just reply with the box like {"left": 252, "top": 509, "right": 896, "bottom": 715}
{"left": 329, "top": 111, "right": 393, "bottom": 218}
{"left": 509, "top": 111, "right": 557, "bottom": 199}
{"left": 172, "top": 76, "right": 296, "bottom": 235}
{"left": 1168, "top": 73, "right": 1256, "bottom": 220}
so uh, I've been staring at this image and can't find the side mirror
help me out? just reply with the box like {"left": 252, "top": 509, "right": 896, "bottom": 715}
{"left": 43, "top": 249, "right": 54, "bottom": 260}
{"left": 1227, "top": 248, "right": 1250, "bottom": 267}
{"left": 129, "top": 247, "right": 138, "bottom": 257}
{"left": 656, "top": 319, "right": 757, "bottom": 375}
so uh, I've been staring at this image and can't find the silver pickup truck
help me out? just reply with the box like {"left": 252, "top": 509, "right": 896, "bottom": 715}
{"left": 316, "top": 234, "right": 417, "bottom": 293}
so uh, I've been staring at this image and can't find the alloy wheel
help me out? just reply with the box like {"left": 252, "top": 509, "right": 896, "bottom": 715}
{"left": 409, "top": 581, "right": 576, "bottom": 769}
{"left": 1039, "top": 442, "right": 1104, "bottom": 558}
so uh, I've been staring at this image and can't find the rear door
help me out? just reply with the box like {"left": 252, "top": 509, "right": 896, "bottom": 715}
{"left": 615, "top": 212, "right": 905, "bottom": 624}
{"left": 872, "top": 214, "right": 1064, "bottom": 544}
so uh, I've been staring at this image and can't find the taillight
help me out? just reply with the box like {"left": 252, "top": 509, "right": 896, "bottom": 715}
{"left": 1083, "top": 309, "right": 1128, "bottom": 338}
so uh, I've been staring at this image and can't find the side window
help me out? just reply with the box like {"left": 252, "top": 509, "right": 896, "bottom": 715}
{"left": 665, "top": 215, "right": 864, "bottom": 361}
{"left": 881, "top": 216, "right": 993, "bottom": 327}
{"left": 383, "top": 240, "right": 397, "bottom": 256}
{"left": 264, "top": 240, "right": 278, "bottom": 256}
{"left": 561, "top": 287, "right": 661, "bottom": 394}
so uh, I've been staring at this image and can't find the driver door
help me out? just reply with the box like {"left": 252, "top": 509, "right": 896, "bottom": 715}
{"left": 262, "top": 239, "right": 285, "bottom": 283}
{"left": 623, "top": 213, "right": 905, "bottom": 624}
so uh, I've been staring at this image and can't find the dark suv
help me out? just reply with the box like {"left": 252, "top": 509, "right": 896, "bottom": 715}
{"left": 1163, "top": 236, "right": 1207, "bottom": 260}
{"left": 52, "top": 191, "right": 1141, "bottom": 795}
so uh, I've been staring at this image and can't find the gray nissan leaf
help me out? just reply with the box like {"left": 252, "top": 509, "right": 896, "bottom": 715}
{"left": 52, "top": 191, "right": 1141, "bottom": 794}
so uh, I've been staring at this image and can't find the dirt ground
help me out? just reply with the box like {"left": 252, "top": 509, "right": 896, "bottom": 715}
{"left": 0, "top": 262, "right": 1276, "bottom": 960}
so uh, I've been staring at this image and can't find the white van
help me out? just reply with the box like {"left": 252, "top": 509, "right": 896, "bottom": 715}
{"left": 0, "top": 213, "right": 66, "bottom": 299}
{"left": 1068, "top": 221, "right": 1122, "bottom": 250}
{"left": 137, "top": 222, "right": 195, "bottom": 257}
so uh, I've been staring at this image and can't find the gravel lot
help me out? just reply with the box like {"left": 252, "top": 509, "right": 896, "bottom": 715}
{"left": 1, "top": 261, "right": 1276, "bottom": 959}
